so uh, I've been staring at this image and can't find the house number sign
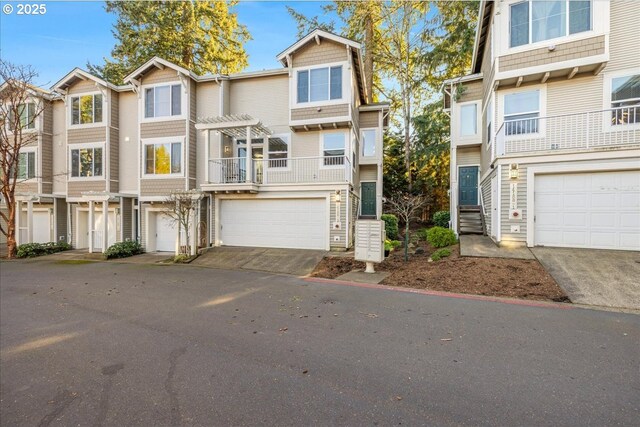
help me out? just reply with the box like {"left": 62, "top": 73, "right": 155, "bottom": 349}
{"left": 510, "top": 183, "right": 518, "bottom": 210}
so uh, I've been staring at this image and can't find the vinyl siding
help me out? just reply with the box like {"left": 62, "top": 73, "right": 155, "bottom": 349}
{"left": 121, "top": 198, "right": 133, "bottom": 241}
{"left": 359, "top": 165, "right": 377, "bottom": 181}
{"left": 141, "top": 67, "right": 181, "bottom": 85}
{"left": 500, "top": 165, "right": 527, "bottom": 243}
{"left": 608, "top": 0, "right": 640, "bottom": 73}
{"left": 498, "top": 36, "right": 606, "bottom": 72}
{"left": 140, "top": 178, "right": 186, "bottom": 197}
{"left": 41, "top": 105, "right": 54, "bottom": 194}
{"left": 109, "top": 91, "right": 119, "bottom": 193}
{"left": 229, "top": 75, "right": 289, "bottom": 133}
{"left": 55, "top": 198, "right": 67, "bottom": 242}
{"left": 291, "top": 40, "right": 348, "bottom": 68}
{"left": 480, "top": 169, "right": 496, "bottom": 238}
{"left": 458, "top": 81, "right": 483, "bottom": 102}
{"left": 15, "top": 182, "right": 38, "bottom": 194}
{"left": 329, "top": 189, "right": 348, "bottom": 249}
{"left": 291, "top": 104, "right": 349, "bottom": 122}
{"left": 68, "top": 79, "right": 98, "bottom": 95}
{"left": 52, "top": 100, "right": 67, "bottom": 195}
{"left": 68, "top": 127, "right": 106, "bottom": 144}
{"left": 118, "top": 92, "right": 139, "bottom": 193}
{"left": 67, "top": 180, "right": 106, "bottom": 198}
{"left": 196, "top": 82, "right": 221, "bottom": 186}
{"left": 457, "top": 147, "right": 481, "bottom": 166}
{"left": 189, "top": 80, "right": 197, "bottom": 188}
{"left": 291, "top": 131, "right": 320, "bottom": 158}
{"left": 140, "top": 120, "right": 186, "bottom": 139}
{"left": 359, "top": 111, "right": 378, "bottom": 128}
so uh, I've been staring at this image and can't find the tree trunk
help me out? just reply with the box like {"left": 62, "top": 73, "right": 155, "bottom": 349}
{"left": 364, "top": 11, "right": 374, "bottom": 103}
{"left": 404, "top": 221, "right": 409, "bottom": 262}
{"left": 6, "top": 199, "right": 17, "bottom": 259}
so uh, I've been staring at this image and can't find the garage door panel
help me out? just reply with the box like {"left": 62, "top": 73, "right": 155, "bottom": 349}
{"left": 220, "top": 199, "right": 327, "bottom": 250}
{"left": 535, "top": 171, "right": 640, "bottom": 250}
{"left": 33, "top": 212, "right": 51, "bottom": 243}
{"left": 156, "top": 213, "right": 178, "bottom": 252}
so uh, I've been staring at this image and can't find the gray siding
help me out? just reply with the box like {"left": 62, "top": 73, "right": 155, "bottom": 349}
{"left": 458, "top": 81, "right": 483, "bottom": 102}
{"left": 291, "top": 104, "right": 349, "bottom": 121}
{"left": 457, "top": 147, "right": 481, "bottom": 166}
{"left": 359, "top": 111, "right": 378, "bottom": 128}
{"left": 110, "top": 91, "right": 119, "bottom": 193}
{"left": 500, "top": 165, "right": 528, "bottom": 243}
{"left": 329, "top": 191, "right": 348, "bottom": 249}
{"left": 140, "top": 120, "right": 186, "bottom": 139}
{"left": 140, "top": 178, "right": 186, "bottom": 197}
{"left": 121, "top": 197, "right": 133, "bottom": 241}
{"left": 67, "top": 180, "right": 106, "bottom": 198}
{"left": 291, "top": 40, "right": 348, "bottom": 68}
{"left": 55, "top": 198, "right": 67, "bottom": 242}
{"left": 68, "top": 127, "right": 106, "bottom": 144}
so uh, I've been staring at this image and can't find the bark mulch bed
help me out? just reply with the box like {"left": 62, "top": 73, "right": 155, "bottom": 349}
{"left": 310, "top": 244, "right": 569, "bottom": 303}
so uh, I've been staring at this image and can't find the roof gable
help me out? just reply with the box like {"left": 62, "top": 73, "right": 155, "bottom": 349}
{"left": 52, "top": 67, "right": 120, "bottom": 92}
{"left": 276, "top": 29, "right": 361, "bottom": 65}
{"left": 123, "top": 57, "right": 197, "bottom": 84}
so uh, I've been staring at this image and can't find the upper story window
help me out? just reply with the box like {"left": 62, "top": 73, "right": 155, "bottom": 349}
{"left": 8, "top": 103, "right": 36, "bottom": 131}
{"left": 10, "top": 151, "right": 36, "bottom": 180}
{"left": 510, "top": 1, "right": 591, "bottom": 48}
{"left": 145, "top": 142, "right": 182, "bottom": 175}
{"left": 504, "top": 89, "right": 540, "bottom": 135}
{"left": 71, "top": 146, "right": 103, "bottom": 178}
{"left": 459, "top": 104, "right": 478, "bottom": 137}
{"left": 361, "top": 129, "right": 376, "bottom": 157}
{"left": 71, "top": 94, "right": 102, "bottom": 125}
{"left": 322, "top": 132, "right": 345, "bottom": 166}
{"left": 267, "top": 135, "right": 289, "bottom": 168}
{"left": 610, "top": 74, "right": 640, "bottom": 126}
{"left": 145, "top": 84, "right": 182, "bottom": 118}
{"left": 297, "top": 66, "right": 342, "bottom": 103}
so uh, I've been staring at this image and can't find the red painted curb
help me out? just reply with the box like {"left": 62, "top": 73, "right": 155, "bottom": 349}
{"left": 303, "top": 277, "right": 572, "bottom": 310}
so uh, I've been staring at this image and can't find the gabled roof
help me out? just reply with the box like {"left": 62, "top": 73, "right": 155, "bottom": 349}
{"left": 471, "top": 1, "right": 495, "bottom": 74}
{"left": 123, "top": 57, "right": 198, "bottom": 84}
{"left": 0, "top": 80, "right": 55, "bottom": 100}
{"left": 51, "top": 67, "right": 123, "bottom": 92}
{"left": 276, "top": 29, "right": 361, "bottom": 64}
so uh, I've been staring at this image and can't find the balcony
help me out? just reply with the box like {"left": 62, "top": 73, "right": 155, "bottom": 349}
{"left": 203, "top": 155, "right": 352, "bottom": 192}
{"left": 495, "top": 106, "right": 640, "bottom": 157}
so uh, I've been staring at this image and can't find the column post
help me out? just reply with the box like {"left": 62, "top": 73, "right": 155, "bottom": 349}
{"left": 27, "top": 200, "right": 34, "bottom": 243}
{"left": 102, "top": 200, "right": 108, "bottom": 253}
{"left": 88, "top": 201, "right": 94, "bottom": 253}
{"left": 15, "top": 200, "right": 21, "bottom": 245}
{"left": 245, "top": 126, "right": 253, "bottom": 183}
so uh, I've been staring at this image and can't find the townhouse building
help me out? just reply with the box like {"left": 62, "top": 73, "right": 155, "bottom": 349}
{"left": 2, "top": 29, "right": 388, "bottom": 253}
{"left": 445, "top": 0, "right": 639, "bottom": 251}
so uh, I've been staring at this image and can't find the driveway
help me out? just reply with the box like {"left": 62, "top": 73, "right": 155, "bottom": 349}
{"left": 192, "top": 246, "right": 327, "bottom": 276}
{"left": 532, "top": 247, "right": 640, "bottom": 310}
{"left": 1, "top": 260, "right": 639, "bottom": 426}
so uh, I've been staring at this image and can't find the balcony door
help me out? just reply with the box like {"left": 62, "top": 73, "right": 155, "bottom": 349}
{"left": 458, "top": 166, "right": 479, "bottom": 206}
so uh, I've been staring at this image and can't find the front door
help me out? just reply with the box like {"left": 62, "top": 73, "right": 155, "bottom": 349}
{"left": 459, "top": 166, "right": 479, "bottom": 205}
{"left": 361, "top": 182, "right": 377, "bottom": 217}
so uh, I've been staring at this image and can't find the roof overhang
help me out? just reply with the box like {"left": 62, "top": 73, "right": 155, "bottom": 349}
{"left": 123, "top": 57, "right": 196, "bottom": 85}
{"left": 276, "top": 29, "right": 361, "bottom": 64}
{"left": 195, "top": 114, "right": 272, "bottom": 139}
{"left": 52, "top": 68, "right": 121, "bottom": 93}
{"left": 471, "top": 1, "right": 494, "bottom": 74}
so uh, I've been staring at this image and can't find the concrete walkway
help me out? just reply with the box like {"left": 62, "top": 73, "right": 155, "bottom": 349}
{"left": 531, "top": 247, "right": 640, "bottom": 311}
{"left": 192, "top": 246, "right": 327, "bottom": 276}
{"left": 336, "top": 270, "right": 390, "bottom": 284}
{"left": 460, "top": 235, "right": 535, "bottom": 259}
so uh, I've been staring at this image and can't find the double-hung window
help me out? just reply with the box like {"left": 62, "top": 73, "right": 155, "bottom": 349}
{"left": 510, "top": 1, "right": 591, "bottom": 48}
{"left": 322, "top": 133, "right": 345, "bottom": 166}
{"left": 11, "top": 151, "right": 36, "bottom": 180}
{"left": 610, "top": 74, "right": 640, "bottom": 126}
{"left": 361, "top": 129, "right": 376, "bottom": 157}
{"left": 297, "top": 66, "right": 342, "bottom": 103}
{"left": 71, "top": 147, "right": 103, "bottom": 177}
{"left": 459, "top": 104, "right": 478, "bottom": 137}
{"left": 9, "top": 103, "right": 36, "bottom": 131}
{"left": 71, "top": 94, "right": 103, "bottom": 125}
{"left": 504, "top": 90, "right": 540, "bottom": 135}
{"left": 267, "top": 136, "right": 289, "bottom": 168}
{"left": 145, "top": 142, "right": 182, "bottom": 175}
{"left": 145, "top": 84, "right": 182, "bottom": 118}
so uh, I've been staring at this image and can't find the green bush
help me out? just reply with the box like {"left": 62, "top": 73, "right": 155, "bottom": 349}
{"left": 17, "top": 241, "right": 71, "bottom": 258}
{"left": 432, "top": 211, "right": 451, "bottom": 228}
{"left": 426, "top": 227, "right": 458, "bottom": 248}
{"left": 416, "top": 228, "right": 429, "bottom": 241}
{"left": 384, "top": 239, "right": 403, "bottom": 251}
{"left": 431, "top": 248, "right": 452, "bottom": 261}
{"left": 104, "top": 241, "right": 143, "bottom": 259}
{"left": 381, "top": 214, "right": 399, "bottom": 240}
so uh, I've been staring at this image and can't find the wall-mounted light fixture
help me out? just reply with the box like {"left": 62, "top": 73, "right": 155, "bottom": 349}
{"left": 335, "top": 190, "right": 341, "bottom": 202}
{"left": 224, "top": 145, "right": 231, "bottom": 154}
{"left": 509, "top": 163, "right": 519, "bottom": 179}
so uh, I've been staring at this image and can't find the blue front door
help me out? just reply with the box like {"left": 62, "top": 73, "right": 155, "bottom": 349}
{"left": 459, "top": 166, "right": 479, "bottom": 205}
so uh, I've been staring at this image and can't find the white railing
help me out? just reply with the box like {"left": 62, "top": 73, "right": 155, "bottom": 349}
{"left": 495, "top": 105, "right": 639, "bottom": 156}
{"left": 208, "top": 155, "right": 351, "bottom": 185}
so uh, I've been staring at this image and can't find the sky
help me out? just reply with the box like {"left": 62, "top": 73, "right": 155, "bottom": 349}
{"left": 0, "top": 1, "right": 336, "bottom": 88}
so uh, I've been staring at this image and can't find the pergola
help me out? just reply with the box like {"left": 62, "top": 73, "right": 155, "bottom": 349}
{"left": 195, "top": 114, "right": 272, "bottom": 183}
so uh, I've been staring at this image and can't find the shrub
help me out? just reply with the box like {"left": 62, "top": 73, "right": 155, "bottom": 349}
{"left": 384, "top": 239, "right": 402, "bottom": 251}
{"left": 17, "top": 241, "right": 71, "bottom": 258}
{"left": 381, "top": 214, "right": 399, "bottom": 240}
{"left": 426, "top": 227, "right": 458, "bottom": 248}
{"left": 431, "top": 248, "right": 452, "bottom": 261}
{"left": 416, "top": 228, "right": 429, "bottom": 241}
{"left": 104, "top": 241, "right": 143, "bottom": 259}
{"left": 432, "top": 211, "right": 451, "bottom": 228}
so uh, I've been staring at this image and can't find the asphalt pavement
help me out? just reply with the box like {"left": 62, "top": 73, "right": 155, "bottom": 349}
{"left": 1, "top": 259, "right": 638, "bottom": 426}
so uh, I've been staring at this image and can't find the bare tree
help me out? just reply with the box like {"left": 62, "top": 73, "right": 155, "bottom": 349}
{"left": 386, "top": 192, "right": 429, "bottom": 261}
{"left": 163, "top": 190, "right": 203, "bottom": 257}
{"left": 0, "top": 60, "right": 46, "bottom": 258}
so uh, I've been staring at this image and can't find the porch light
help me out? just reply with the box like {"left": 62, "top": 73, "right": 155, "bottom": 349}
{"left": 224, "top": 145, "right": 231, "bottom": 154}
{"left": 335, "top": 190, "right": 342, "bottom": 202}
{"left": 509, "top": 163, "right": 519, "bottom": 179}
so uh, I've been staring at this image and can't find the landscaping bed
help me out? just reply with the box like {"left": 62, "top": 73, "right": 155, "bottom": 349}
{"left": 311, "top": 244, "right": 569, "bottom": 303}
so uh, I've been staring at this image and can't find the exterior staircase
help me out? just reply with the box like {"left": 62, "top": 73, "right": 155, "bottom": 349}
{"left": 458, "top": 205, "right": 486, "bottom": 235}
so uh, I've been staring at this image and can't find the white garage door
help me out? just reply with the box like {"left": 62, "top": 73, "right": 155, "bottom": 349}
{"left": 535, "top": 171, "right": 640, "bottom": 250}
{"left": 156, "top": 213, "right": 178, "bottom": 252}
{"left": 33, "top": 211, "right": 51, "bottom": 243}
{"left": 220, "top": 198, "right": 327, "bottom": 250}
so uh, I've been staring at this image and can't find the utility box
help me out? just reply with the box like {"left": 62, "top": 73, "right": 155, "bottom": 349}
{"left": 355, "top": 220, "right": 385, "bottom": 263}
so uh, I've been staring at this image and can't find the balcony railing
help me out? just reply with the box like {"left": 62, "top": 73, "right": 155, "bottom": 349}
{"left": 495, "top": 106, "right": 639, "bottom": 156}
{"left": 208, "top": 155, "right": 352, "bottom": 185}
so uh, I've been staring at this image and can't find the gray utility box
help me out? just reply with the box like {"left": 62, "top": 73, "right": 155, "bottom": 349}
{"left": 355, "top": 219, "right": 385, "bottom": 263}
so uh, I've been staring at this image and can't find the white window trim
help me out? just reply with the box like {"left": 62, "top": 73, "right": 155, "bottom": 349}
{"left": 141, "top": 136, "right": 186, "bottom": 179}
{"left": 498, "top": 85, "right": 547, "bottom": 141}
{"left": 266, "top": 133, "right": 291, "bottom": 170}
{"left": 485, "top": 97, "right": 494, "bottom": 152}
{"left": 360, "top": 127, "right": 378, "bottom": 158}
{"left": 602, "top": 68, "right": 640, "bottom": 132}
{"left": 6, "top": 99, "right": 41, "bottom": 134}
{"left": 320, "top": 130, "right": 349, "bottom": 170}
{"left": 68, "top": 141, "right": 106, "bottom": 181}
{"left": 456, "top": 100, "right": 481, "bottom": 140}
{"left": 140, "top": 81, "right": 187, "bottom": 123}
{"left": 291, "top": 61, "right": 350, "bottom": 108}
{"left": 68, "top": 91, "right": 105, "bottom": 129}
{"left": 13, "top": 147, "right": 38, "bottom": 181}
